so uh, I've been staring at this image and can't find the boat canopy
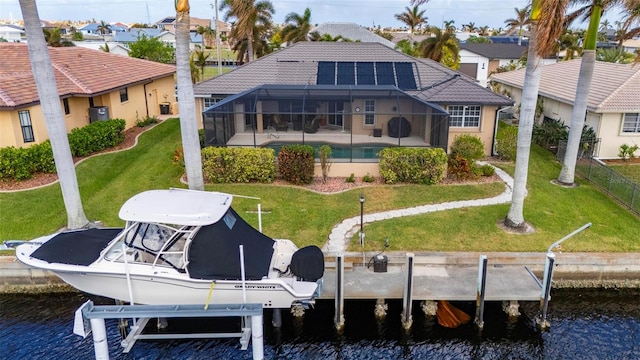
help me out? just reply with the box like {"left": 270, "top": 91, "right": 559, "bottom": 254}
{"left": 187, "top": 208, "right": 275, "bottom": 280}
{"left": 119, "top": 189, "right": 232, "bottom": 226}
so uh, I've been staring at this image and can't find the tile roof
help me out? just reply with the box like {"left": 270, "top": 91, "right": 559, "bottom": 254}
{"left": 490, "top": 59, "right": 640, "bottom": 113}
{"left": 312, "top": 23, "right": 396, "bottom": 48}
{"left": 193, "top": 42, "right": 511, "bottom": 105}
{"left": 460, "top": 43, "right": 528, "bottom": 59}
{"left": 0, "top": 43, "right": 175, "bottom": 109}
{"left": 112, "top": 28, "right": 164, "bottom": 42}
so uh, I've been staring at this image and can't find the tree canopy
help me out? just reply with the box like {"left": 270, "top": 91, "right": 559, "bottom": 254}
{"left": 128, "top": 34, "right": 174, "bottom": 63}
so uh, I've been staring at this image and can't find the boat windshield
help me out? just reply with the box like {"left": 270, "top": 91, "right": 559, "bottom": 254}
{"left": 105, "top": 222, "right": 191, "bottom": 271}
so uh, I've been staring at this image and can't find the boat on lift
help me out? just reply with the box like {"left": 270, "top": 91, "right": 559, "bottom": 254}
{"left": 16, "top": 189, "right": 324, "bottom": 309}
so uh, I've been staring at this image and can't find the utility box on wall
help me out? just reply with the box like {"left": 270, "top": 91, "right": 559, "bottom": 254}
{"left": 89, "top": 106, "right": 110, "bottom": 122}
{"left": 160, "top": 103, "right": 170, "bottom": 115}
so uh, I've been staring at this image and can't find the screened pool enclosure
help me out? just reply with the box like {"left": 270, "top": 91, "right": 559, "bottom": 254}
{"left": 202, "top": 85, "right": 450, "bottom": 161}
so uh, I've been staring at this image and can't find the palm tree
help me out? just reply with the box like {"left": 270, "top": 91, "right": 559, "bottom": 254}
{"left": 462, "top": 22, "right": 477, "bottom": 32}
{"left": 558, "top": 29, "right": 582, "bottom": 60}
{"left": 280, "top": 7, "right": 313, "bottom": 43}
{"left": 504, "top": 6, "right": 531, "bottom": 46}
{"left": 395, "top": 5, "right": 428, "bottom": 35}
{"left": 395, "top": 39, "right": 420, "bottom": 56}
{"left": 557, "top": 0, "right": 624, "bottom": 185}
{"left": 43, "top": 27, "right": 74, "bottom": 47}
{"left": 18, "top": 0, "right": 89, "bottom": 230}
{"left": 478, "top": 25, "right": 491, "bottom": 36}
{"left": 309, "top": 32, "right": 351, "bottom": 42}
{"left": 505, "top": 0, "right": 569, "bottom": 230}
{"left": 97, "top": 20, "right": 111, "bottom": 35}
{"left": 196, "top": 25, "right": 216, "bottom": 48}
{"left": 614, "top": 1, "right": 640, "bottom": 49}
{"left": 230, "top": 23, "right": 271, "bottom": 62}
{"left": 443, "top": 20, "right": 456, "bottom": 32}
{"left": 99, "top": 42, "right": 110, "bottom": 52}
{"left": 192, "top": 47, "right": 210, "bottom": 79}
{"left": 418, "top": 26, "right": 459, "bottom": 63}
{"left": 175, "top": 0, "right": 205, "bottom": 191}
{"left": 596, "top": 47, "right": 633, "bottom": 62}
{"left": 221, "top": 0, "right": 274, "bottom": 63}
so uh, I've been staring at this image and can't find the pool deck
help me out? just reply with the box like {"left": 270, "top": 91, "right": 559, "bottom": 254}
{"left": 226, "top": 128, "right": 429, "bottom": 147}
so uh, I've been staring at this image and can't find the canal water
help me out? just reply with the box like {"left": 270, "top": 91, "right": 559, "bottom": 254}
{"left": 1, "top": 289, "right": 639, "bottom": 359}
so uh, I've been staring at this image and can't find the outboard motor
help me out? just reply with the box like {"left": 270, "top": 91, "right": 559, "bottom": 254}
{"left": 290, "top": 245, "right": 324, "bottom": 282}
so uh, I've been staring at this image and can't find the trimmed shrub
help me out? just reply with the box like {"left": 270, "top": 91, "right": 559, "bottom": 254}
{"left": 495, "top": 124, "right": 518, "bottom": 161}
{"left": 67, "top": 119, "right": 126, "bottom": 157}
{"left": 448, "top": 153, "right": 477, "bottom": 180}
{"left": 346, "top": 173, "right": 356, "bottom": 183}
{"left": 378, "top": 147, "right": 447, "bottom": 184}
{"left": 136, "top": 115, "right": 158, "bottom": 127}
{"left": 277, "top": 145, "right": 314, "bottom": 185}
{"left": 479, "top": 164, "right": 495, "bottom": 177}
{"left": 450, "top": 134, "right": 485, "bottom": 163}
{"left": 362, "top": 173, "right": 376, "bottom": 183}
{"left": 0, "top": 141, "right": 56, "bottom": 181}
{"left": 202, "top": 147, "right": 275, "bottom": 183}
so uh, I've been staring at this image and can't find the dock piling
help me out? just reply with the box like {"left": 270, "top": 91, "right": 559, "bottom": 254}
{"left": 401, "top": 252, "right": 415, "bottom": 331}
{"left": 537, "top": 252, "right": 555, "bottom": 329}
{"left": 475, "top": 255, "right": 488, "bottom": 330}
{"left": 334, "top": 254, "right": 345, "bottom": 332}
{"left": 89, "top": 318, "right": 109, "bottom": 360}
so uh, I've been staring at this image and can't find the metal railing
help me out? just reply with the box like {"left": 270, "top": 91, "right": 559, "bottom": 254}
{"left": 556, "top": 138, "right": 600, "bottom": 161}
{"left": 575, "top": 158, "right": 639, "bottom": 215}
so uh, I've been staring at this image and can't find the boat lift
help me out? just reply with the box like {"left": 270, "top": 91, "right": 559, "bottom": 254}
{"left": 74, "top": 301, "right": 264, "bottom": 359}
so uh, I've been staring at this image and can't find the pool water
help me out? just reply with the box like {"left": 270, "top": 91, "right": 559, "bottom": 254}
{"left": 263, "top": 142, "right": 392, "bottom": 159}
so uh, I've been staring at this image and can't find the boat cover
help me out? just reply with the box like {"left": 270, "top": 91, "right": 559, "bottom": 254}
{"left": 30, "top": 228, "right": 124, "bottom": 266}
{"left": 290, "top": 245, "right": 324, "bottom": 282}
{"left": 187, "top": 208, "right": 275, "bottom": 280}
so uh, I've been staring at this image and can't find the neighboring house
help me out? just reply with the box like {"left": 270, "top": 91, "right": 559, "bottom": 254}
{"left": 78, "top": 23, "right": 127, "bottom": 36}
{"left": 111, "top": 28, "right": 202, "bottom": 50}
{"left": 73, "top": 41, "right": 130, "bottom": 56}
{"left": 490, "top": 60, "right": 640, "bottom": 159}
{"left": 311, "top": 23, "right": 396, "bottom": 48}
{"left": 156, "top": 16, "right": 229, "bottom": 39}
{"left": 0, "top": 24, "right": 24, "bottom": 42}
{"left": 0, "top": 43, "right": 176, "bottom": 148}
{"left": 622, "top": 38, "right": 640, "bottom": 54}
{"left": 459, "top": 43, "right": 556, "bottom": 87}
{"left": 194, "top": 42, "right": 512, "bottom": 166}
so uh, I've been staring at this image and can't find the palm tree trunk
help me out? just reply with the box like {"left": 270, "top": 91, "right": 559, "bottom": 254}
{"left": 505, "top": 22, "right": 543, "bottom": 228}
{"left": 246, "top": 33, "right": 255, "bottom": 62}
{"left": 558, "top": 6, "right": 601, "bottom": 185}
{"left": 176, "top": 10, "right": 205, "bottom": 190}
{"left": 19, "top": 0, "right": 89, "bottom": 229}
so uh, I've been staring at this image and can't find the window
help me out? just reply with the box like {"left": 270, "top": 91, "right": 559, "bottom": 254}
{"left": 364, "top": 99, "right": 375, "bottom": 126}
{"left": 448, "top": 105, "right": 481, "bottom": 127}
{"left": 622, "top": 113, "right": 640, "bottom": 133}
{"left": 119, "top": 88, "right": 128, "bottom": 102}
{"left": 63, "top": 98, "right": 70, "bottom": 115}
{"left": 19, "top": 110, "right": 35, "bottom": 143}
{"left": 204, "top": 97, "right": 222, "bottom": 109}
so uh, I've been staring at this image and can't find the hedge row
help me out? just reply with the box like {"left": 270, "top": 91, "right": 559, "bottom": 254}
{"left": 201, "top": 147, "right": 275, "bottom": 183}
{"left": 68, "top": 119, "right": 126, "bottom": 157}
{"left": 277, "top": 145, "right": 315, "bottom": 185}
{"left": 0, "top": 119, "right": 126, "bottom": 181}
{"left": 378, "top": 147, "right": 448, "bottom": 184}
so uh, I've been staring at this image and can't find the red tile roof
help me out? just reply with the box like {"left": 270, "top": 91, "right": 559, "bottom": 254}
{"left": 0, "top": 43, "right": 175, "bottom": 109}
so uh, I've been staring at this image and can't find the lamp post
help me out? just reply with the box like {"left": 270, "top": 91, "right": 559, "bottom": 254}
{"left": 359, "top": 193, "right": 365, "bottom": 248}
{"left": 210, "top": 1, "right": 222, "bottom": 74}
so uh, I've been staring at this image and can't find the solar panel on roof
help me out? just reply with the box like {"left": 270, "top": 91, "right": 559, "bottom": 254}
{"left": 317, "top": 62, "right": 336, "bottom": 85}
{"left": 356, "top": 62, "right": 375, "bottom": 85}
{"left": 376, "top": 62, "right": 395, "bottom": 86}
{"left": 337, "top": 62, "right": 355, "bottom": 85}
{"left": 395, "top": 62, "right": 417, "bottom": 90}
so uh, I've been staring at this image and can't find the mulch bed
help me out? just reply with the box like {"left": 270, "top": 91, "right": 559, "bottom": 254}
{"left": 1, "top": 121, "right": 500, "bottom": 193}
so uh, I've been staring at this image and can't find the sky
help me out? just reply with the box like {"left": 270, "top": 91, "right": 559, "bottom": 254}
{"left": 0, "top": 0, "right": 628, "bottom": 30}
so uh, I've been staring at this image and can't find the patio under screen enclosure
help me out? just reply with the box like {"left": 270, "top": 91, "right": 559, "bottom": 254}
{"left": 202, "top": 85, "right": 450, "bottom": 162}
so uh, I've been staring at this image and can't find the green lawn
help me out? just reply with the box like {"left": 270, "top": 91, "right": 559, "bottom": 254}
{"left": 1, "top": 119, "right": 638, "bottom": 254}
{"left": 608, "top": 164, "right": 640, "bottom": 185}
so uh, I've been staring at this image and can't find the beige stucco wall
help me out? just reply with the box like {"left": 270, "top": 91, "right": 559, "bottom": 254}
{"left": 490, "top": 82, "right": 640, "bottom": 159}
{"left": 447, "top": 105, "right": 498, "bottom": 156}
{"left": 0, "top": 76, "right": 175, "bottom": 148}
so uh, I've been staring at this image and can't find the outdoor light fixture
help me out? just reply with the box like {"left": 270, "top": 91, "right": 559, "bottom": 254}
{"left": 355, "top": 106, "right": 361, "bottom": 113}
{"left": 359, "top": 194, "right": 365, "bottom": 248}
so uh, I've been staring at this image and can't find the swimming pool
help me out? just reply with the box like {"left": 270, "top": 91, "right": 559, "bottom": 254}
{"left": 262, "top": 142, "right": 393, "bottom": 159}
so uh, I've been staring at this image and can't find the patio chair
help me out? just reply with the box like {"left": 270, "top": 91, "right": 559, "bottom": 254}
{"left": 273, "top": 114, "right": 288, "bottom": 131}
{"left": 304, "top": 117, "right": 321, "bottom": 133}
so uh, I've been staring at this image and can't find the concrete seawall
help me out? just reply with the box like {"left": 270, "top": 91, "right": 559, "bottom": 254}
{"left": 3, "top": 252, "right": 640, "bottom": 294}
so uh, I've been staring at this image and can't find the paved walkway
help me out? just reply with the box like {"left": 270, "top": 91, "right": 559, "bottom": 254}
{"left": 322, "top": 162, "right": 515, "bottom": 253}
